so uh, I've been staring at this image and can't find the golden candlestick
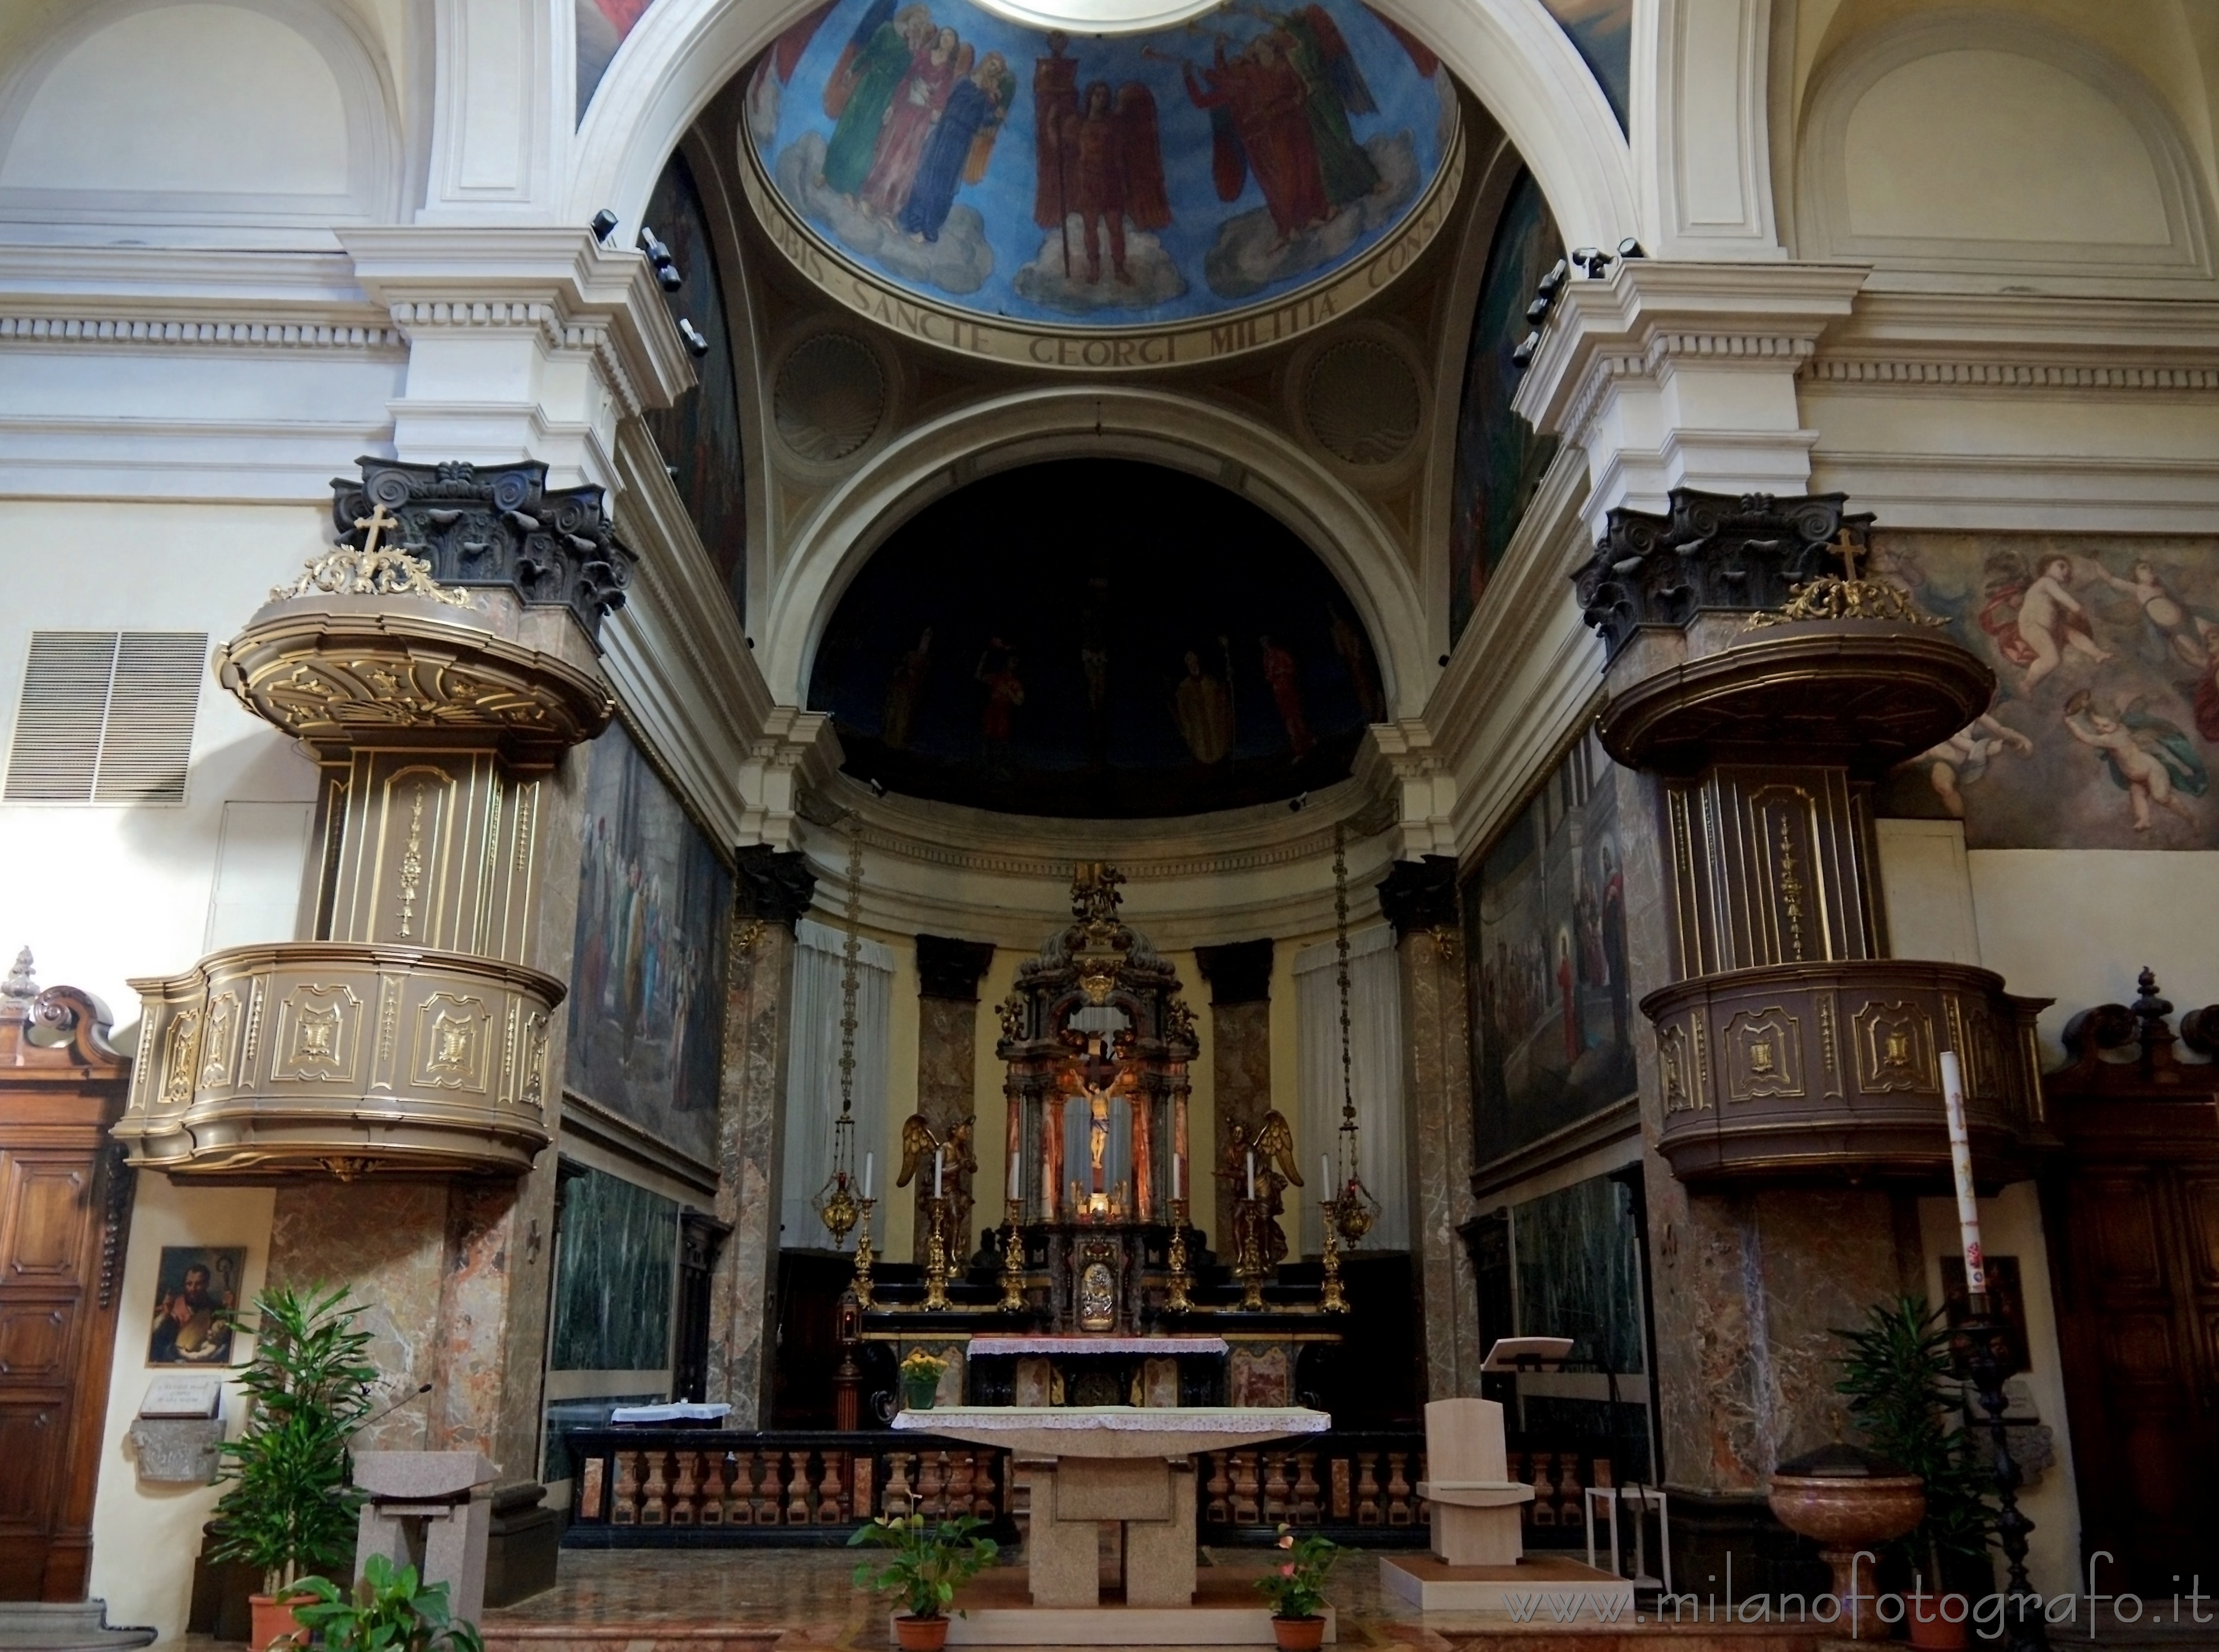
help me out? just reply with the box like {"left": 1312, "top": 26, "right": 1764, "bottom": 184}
{"left": 1319, "top": 1198, "right": 1349, "bottom": 1314}
{"left": 1165, "top": 1197, "right": 1194, "bottom": 1313}
{"left": 922, "top": 1196, "right": 952, "bottom": 1312}
{"left": 850, "top": 1196, "right": 877, "bottom": 1309}
{"left": 1235, "top": 1196, "right": 1267, "bottom": 1311}
{"left": 998, "top": 1198, "right": 1027, "bottom": 1313}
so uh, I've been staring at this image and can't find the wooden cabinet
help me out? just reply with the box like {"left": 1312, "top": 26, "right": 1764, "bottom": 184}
{"left": 0, "top": 965, "right": 132, "bottom": 1602}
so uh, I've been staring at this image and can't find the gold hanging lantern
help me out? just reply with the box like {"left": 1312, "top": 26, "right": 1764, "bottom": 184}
{"left": 813, "top": 822, "right": 865, "bottom": 1247}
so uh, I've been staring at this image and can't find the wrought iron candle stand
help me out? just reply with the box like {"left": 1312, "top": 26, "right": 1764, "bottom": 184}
{"left": 998, "top": 1197, "right": 1027, "bottom": 1313}
{"left": 1956, "top": 1305, "right": 2045, "bottom": 1650}
{"left": 1165, "top": 1197, "right": 1195, "bottom": 1313}
{"left": 921, "top": 1195, "right": 953, "bottom": 1312}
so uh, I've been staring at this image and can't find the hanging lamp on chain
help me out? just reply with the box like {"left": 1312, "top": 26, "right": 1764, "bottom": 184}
{"left": 813, "top": 821, "right": 865, "bottom": 1247}
{"left": 1331, "top": 821, "right": 1380, "bottom": 1244}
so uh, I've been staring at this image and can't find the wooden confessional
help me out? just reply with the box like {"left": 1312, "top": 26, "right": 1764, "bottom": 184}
{"left": 0, "top": 962, "right": 133, "bottom": 1600}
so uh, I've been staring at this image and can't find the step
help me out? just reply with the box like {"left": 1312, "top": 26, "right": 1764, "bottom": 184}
{"left": 0, "top": 1603, "right": 155, "bottom": 1652}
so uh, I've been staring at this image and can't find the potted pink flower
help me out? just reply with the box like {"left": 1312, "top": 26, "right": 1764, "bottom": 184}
{"left": 1253, "top": 1524, "right": 1340, "bottom": 1651}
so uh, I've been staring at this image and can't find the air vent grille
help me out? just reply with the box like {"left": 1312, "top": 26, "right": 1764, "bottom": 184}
{"left": 5, "top": 629, "right": 206, "bottom": 804}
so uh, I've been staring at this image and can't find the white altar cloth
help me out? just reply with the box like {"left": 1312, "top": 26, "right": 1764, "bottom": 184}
{"left": 962, "top": 1335, "right": 1229, "bottom": 1358}
{"left": 892, "top": 1404, "right": 1325, "bottom": 1459}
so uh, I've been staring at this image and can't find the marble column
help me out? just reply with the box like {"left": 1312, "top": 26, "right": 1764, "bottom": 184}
{"left": 1378, "top": 857, "right": 1483, "bottom": 1401}
{"left": 1194, "top": 941, "right": 1272, "bottom": 1257}
{"left": 912, "top": 936, "right": 996, "bottom": 1261}
{"left": 705, "top": 847, "right": 816, "bottom": 1426}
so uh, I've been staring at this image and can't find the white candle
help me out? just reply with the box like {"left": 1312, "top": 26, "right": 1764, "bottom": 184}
{"left": 863, "top": 1153, "right": 873, "bottom": 1201}
{"left": 1321, "top": 1156, "right": 1332, "bottom": 1197}
{"left": 934, "top": 1146, "right": 945, "bottom": 1199}
{"left": 1246, "top": 1150, "right": 1256, "bottom": 1200}
{"left": 1938, "top": 1051, "right": 1987, "bottom": 1297}
{"left": 1010, "top": 1150, "right": 1021, "bottom": 1201}
{"left": 1172, "top": 1152, "right": 1183, "bottom": 1202}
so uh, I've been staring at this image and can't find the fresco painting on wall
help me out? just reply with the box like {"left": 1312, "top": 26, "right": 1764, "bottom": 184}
{"left": 567, "top": 722, "right": 733, "bottom": 1166}
{"left": 808, "top": 459, "right": 1386, "bottom": 818}
{"left": 1447, "top": 170, "right": 1561, "bottom": 644}
{"left": 1538, "top": 0, "right": 1632, "bottom": 128}
{"left": 1464, "top": 731, "right": 1636, "bottom": 1164}
{"left": 641, "top": 153, "right": 749, "bottom": 623}
{"left": 744, "top": 0, "right": 1454, "bottom": 325}
{"left": 1872, "top": 532, "right": 2219, "bottom": 849}
{"left": 577, "top": 0, "right": 658, "bottom": 119}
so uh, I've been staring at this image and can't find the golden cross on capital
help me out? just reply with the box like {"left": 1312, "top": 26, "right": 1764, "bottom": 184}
{"left": 353, "top": 503, "right": 400, "bottom": 558}
{"left": 1828, "top": 527, "right": 1866, "bottom": 583}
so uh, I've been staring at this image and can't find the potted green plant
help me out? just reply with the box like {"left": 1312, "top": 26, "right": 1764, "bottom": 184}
{"left": 1254, "top": 1524, "right": 1340, "bottom": 1650}
{"left": 287, "top": 1555, "right": 483, "bottom": 1652}
{"left": 207, "top": 1285, "right": 379, "bottom": 1650}
{"left": 849, "top": 1501, "right": 999, "bottom": 1650}
{"left": 900, "top": 1347, "right": 947, "bottom": 1411}
{"left": 1834, "top": 1295, "right": 1995, "bottom": 1650}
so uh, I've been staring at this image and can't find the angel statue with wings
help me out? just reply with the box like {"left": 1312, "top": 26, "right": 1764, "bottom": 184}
{"left": 1218, "top": 1111, "right": 1304, "bottom": 1268}
{"left": 897, "top": 1113, "right": 979, "bottom": 1196}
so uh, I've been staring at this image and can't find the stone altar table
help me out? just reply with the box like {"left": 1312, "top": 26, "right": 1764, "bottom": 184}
{"left": 893, "top": 1405, "right": 1330, "bottom": 1644}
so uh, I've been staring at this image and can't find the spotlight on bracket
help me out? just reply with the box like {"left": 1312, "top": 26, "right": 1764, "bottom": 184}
{"left": 1288, "top": 791, "right": 1310, "bottom": 814}
{"left": 1570, "top": 246, "right": 1615, "bottom": 279}
{"left": 869, "top": 777, "right": 888, "bottom": 798}
{"left": 590, "top": 208, "right": 620, "bottom": 244}
{"left": 678, "top": 317, "right": 709, "bottom": 358}
{"left": 1617, "top": 236, "right": 1647, "bottom": 260}
{"left": 1511, "top": 331, "right": 1541, "bottom": 369}
{"left": 1536, "top": 258, "right": 1567, "bottom": 299}
{"left": 638, "top": 226, "right": 684, "bottom": 291}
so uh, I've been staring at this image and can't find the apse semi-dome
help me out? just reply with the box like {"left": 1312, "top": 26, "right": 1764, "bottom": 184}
{"left": 741, "top": 0, "right": 1461, "bottom": 367}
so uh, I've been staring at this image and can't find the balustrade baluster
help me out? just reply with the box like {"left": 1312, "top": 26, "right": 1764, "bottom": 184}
{"left": 756, "top": 1450, "right": 784, "bottom": 1524}
{"left": 1385, "top": 1451, "right": 1412, "bottom": 1525}
{"left": 699, "top": 1451, "right": 727, "bottom": 1525}
{"left": 611, "top": 1452, "right": 639, "bottom": 1525}
{"left": 919, "top": 1450, "right": 947, "bottom": 1516}
{"left": 786, "top": 1450, "right": 812, "bottom": 1523}
{"left": 948, "top": 1451, "right": 976, "bottom": 1518}
{"left": 1355, "top": 1452, "right": 1380, "bottom": 1526}
{"left": 640, "top": 1451, "right": 670, "bottom": 1525}
{"left": 818, "top": 1451, "right": 844, "bottom": 1523}
{"left": 1230, "top": 1450, "right": 1260, "bottom": 1525}
{"left": 1529, "top": 1452, "right": 1557, "bottom": 1526}
{"left": 1292, "top": 1452, "right": 1320, "bottom": 1525}
{"left": 1556, "top": 1454, "right": 1583, "bottom": 1526}
{"left": 971, "top": 1450, "right": 996, "bottom": 1517}
{"left": 1263, "top": 1453, "right": 1290, "bottom": 1520}
{"left": 883, "top": 1451, "right": 913, "bottom": 1515}
{"left": 1204, "top": 1452, "right": 1230, "bottom": 1523}
{"left": 669, "top": 1450, "right": 699, "bottom": 1524}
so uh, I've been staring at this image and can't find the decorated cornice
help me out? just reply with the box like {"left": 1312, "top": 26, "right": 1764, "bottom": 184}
{"left": 0, "top": 246, "right": 401, "bottom": 352}
{"left": 338, "top": 226, "right": 695, "bottom": 419}
{"left": 1802, "top": 290, "right": 2219, "bottom": 395}
{"left": 1512, "top": 261, "right": 1871, "bottom": 444}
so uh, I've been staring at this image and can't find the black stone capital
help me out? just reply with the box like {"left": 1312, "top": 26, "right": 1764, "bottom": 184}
{"left": 733, "top": 845, "right": 816, "bottom": 926}
{"left": 1377, "top": 856, "right": 1457, "bottom": 940}
{"left": 1194, "top": 939, "right": 1274, "bottom": 1005}
{"left": 1571, "top": 488, "right": 1874, "bottom": 662}
{"left": 915, "top": 935, "right": 996, "bottom": 1002}
{"left": 332, "top": 457, "right": 636, "bottom": 644}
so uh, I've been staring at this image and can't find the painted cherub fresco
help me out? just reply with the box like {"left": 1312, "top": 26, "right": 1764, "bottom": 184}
{"left": 2062, "top": 690, "right": 2207, "bottom": 831}
{"left": 2100, "top": 558, "right": 2217, "bottom": 671}
{"left": 1917, "top": 712, "right": 2034, "bottom": 819}
{"left": 1979, "top": 550, "right": 2113, "bottom": 690}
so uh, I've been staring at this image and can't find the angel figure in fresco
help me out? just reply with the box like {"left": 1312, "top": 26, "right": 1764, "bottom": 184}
{"left": 2100, "top": 558, "right": 2215, "bottom": 671}
{"left": 1031, "top": 36, "right": 1172, "bottom": 286}
{"left": 898, "top": 49, "right": 1015, "bottom": 244}
{"left": 1979, "top": 551, "right": 2112, "bottom": 690}
{"left": 1258, "top": 634, "right": 1315, "bottom": 758}
{"left": 896, "top": 1113, "right": 978, "bottom": 1191}
{"left": 862, "top": 25, "right": 964, "bottom": 217}
{"left": 2063, "top": 690, "right": 2207, "bottom": 831}
{"left": 882, "top": 626, "right": 933, "bottom": 749}
{"left": 976, "top": 639, "right": 1025, "bottom": 778}
{"left": 820, "top": 4, "right": 935, "bottom": 198}
{"left": 1917, "top": 712, "right": 2034, "bottom": 820}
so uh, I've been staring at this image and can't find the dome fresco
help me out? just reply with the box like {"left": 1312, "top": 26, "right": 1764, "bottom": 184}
{"left": 742, "top": 0, "right": 1457, "bottom": 335}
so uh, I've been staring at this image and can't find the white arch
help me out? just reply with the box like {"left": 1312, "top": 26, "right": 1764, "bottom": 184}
{"left": 754, "top": 385, "right": 1432, "bottom": 719}
{"left": 566, "top": 0, "right": 1637, "bottom": 249}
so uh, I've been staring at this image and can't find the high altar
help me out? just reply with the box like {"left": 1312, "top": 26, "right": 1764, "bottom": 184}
{"left": 839, "top": 865, "right": 1348, "bottom": 1414}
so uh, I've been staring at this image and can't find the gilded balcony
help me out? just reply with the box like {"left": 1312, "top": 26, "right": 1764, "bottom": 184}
{"left": 115, "top": 942, "right": 562, "bottom": 1179}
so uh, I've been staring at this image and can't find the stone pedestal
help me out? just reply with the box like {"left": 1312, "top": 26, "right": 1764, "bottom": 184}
{"left": 1026, "top": 1457, "right": 1196, "bottom": 1607}
{"left": 353, "top": 1452, "right": 498, "bottom": 1625}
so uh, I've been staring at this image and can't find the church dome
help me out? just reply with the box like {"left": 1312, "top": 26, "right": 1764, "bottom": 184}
{"left": 740, "top": 0, "right": 1460, "bottom": 366}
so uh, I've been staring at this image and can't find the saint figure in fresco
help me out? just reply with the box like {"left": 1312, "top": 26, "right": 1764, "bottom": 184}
{"left": 883, "top": 626, "right": 933, "bottom": 748}
{"left": 862, "top": 26, "right": 962, "bottom": 216}
{"left": 1599, "top": 841, "right": 1629, "bottom": 1051}
{"left": 898, "top": 49, "right": 1014, "bottom": 242}
{"left": 1031, "top": 32, "right": 1081, "bottom": 232}
{"left": 1328, "top": 606, "right": 1382, "bottom": 723}
{"left": 1257, "top": 634, "right": 1315, "bottom": 757}
{"left": 1555, "top": 928, "right": 1580, "bottom": 1064}
{"left": 1265, "top": 4, "right": 1380, "bottom": 207}
{"left": 1043, "top": 81, "right": 1171, "bottom": 285}
{"left": 2063, "top": 690, "right": 2206, "bottom": 832}
{"left": 1174, "top": 646, "right": 1235, "bottom": 765}
{"left": 821, "top": 5, "right": 933, "bottom": 198}
{"left": 977, "top": 640, "right": 1025, "bottom": 778}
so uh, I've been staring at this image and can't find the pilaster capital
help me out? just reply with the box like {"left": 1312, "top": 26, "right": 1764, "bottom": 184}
{"left": 736, "top": 706, "right": 842, "bottom": 853}
{"left": 732, "top": 845, "right": 818, "bottom": 927}
{"left": 338, "top": 227, "right": 696, "bottom": 492}
{"left": 1194, "top": 940, "right": 1274, "bottom": 1006}
{"left": 1376, "top": 855, "right": 1460, "bottom": 942}
{"left": 915, "top": 935, "right": 997, "bottom": 1002}
{"left": 1512, "top": 261, "right": 1871, "bottom": 528}
{"left": 1353, "top": 719, "right": 1457, "bottom": 861}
